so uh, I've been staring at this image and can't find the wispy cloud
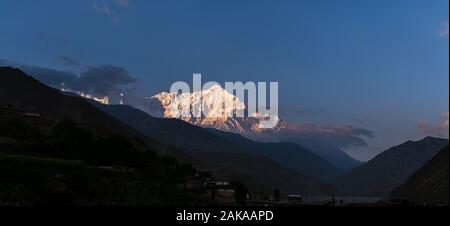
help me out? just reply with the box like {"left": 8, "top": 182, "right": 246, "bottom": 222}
{"left": 90, "top": 0, "right": 132, "bottom": 22}
{"left": 57, "top": 56, "right": 80, "bottom": 67}
{"left": 439, "top": 21, "right": 449, "bottom": 38}
{"left": 1, "top": 59, "right": 78, "bottom": 88}
{"left": 255, "top": 122, "right": 374, "bottom": 150}
{"left": 0, "top": 59, "right": 138, "bottom": 100}
{"left": 116, "top": 0, "right": 131, "bottom": 7}
{"left": 442, "top": 112, "right": 449, "bottom": 129}
{"left": 419, "top": 112, "right": 449, "bottom": 138}
{"left": 71, "top": 65, "right": 138, "bottom": 96}
{"left": 92, "top": 1, "right": 112, "bottom": 15}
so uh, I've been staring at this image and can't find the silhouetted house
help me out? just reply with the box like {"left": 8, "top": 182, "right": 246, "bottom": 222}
{"left": 97, "top": 166, "right": 136, "bottom": 173}
{"left": 287, "top": 195, "right": 303, "bottom": 204}
{"left": 177, "top": 171, "right": 213, "bottom": 192}
{"left": 204, "top": 181, "right": 238, "bottom": 205}
{"left": 25, "top": 113, "right": 40, "bottom": 117}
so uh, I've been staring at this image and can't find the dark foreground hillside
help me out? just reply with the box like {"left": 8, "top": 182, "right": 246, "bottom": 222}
{"left": 337, "top": 137, "right": 449, "bottom": 196}
{"left": 389, "top": 146, "right": 449, "bottom": 206}
{"left": 0, "top": 109, "right": 210, "bottom": 205}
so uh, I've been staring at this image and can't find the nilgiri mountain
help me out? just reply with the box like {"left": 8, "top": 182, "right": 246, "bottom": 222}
{"left": 389, "top": 145, "right": 449, "bottom": 206}
{"left": 336, "top": 137, "right": 449, "bottom": 196}
{"left": 149, "top": 85, "right": 263, "bottom": 133}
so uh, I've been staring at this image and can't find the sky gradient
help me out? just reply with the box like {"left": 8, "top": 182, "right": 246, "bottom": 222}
{"left": 1, "top": 0, "right": 448, "bottom": 161}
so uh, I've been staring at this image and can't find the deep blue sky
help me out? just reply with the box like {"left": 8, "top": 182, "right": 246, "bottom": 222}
{"left": 1, "top": 0, "right": 448, "bottom": 160}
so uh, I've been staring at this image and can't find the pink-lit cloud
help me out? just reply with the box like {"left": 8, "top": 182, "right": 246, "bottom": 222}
{"left": 419, "top": 112, "right": 449, "bottom": 138}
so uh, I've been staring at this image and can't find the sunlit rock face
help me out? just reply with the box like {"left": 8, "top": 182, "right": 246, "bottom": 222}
{"left": 147, "top": 85, "right": 282, "bottom": 134}
{"left": 61, "top": 88, "right": 110, "bottom": 105}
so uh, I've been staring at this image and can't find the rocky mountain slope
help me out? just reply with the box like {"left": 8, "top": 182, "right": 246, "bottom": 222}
{"left": 389, "top": 145, "right": 449, "bottom": 206}
{"left": 336, "top": 137, "right": 449, "bottom": 196}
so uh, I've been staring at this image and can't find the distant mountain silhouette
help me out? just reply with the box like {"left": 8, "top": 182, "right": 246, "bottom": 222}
{"left": 389, "top": 145, "right": 449, "bottom": 206}
{"left": 336, "top": 137, "right": 449, "bottom": 196}
{"left": 95, "top": 104, "right": 338, "bottom": 193}
{"left": 206, "top": 129, "right": 343, "bottom": 182}
{"left": 249, "top": 132, "right": 362, "bottom": 172}
{"left": 297, "top": 141, "right": 362, "bottom": 172}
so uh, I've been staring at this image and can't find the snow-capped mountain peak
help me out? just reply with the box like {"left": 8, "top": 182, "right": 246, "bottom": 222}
{"left": 147, "top": 85, "right": 273, "bottom": 133}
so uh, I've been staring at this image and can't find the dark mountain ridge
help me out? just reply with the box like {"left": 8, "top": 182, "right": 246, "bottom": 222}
{"left": 389, "top": 145, "right": 449, "bottom": 206}
{"left": 96, "top": 103, "right": 343, "bottom": 183}
{"left": 247, "top": 131, "right": 362, "bottom": 172}
{"left": 0, "top": 67, "right": 179, "bottom": 156}
{"left": 336, "top": 136, "right": 449, "bottom": 196}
